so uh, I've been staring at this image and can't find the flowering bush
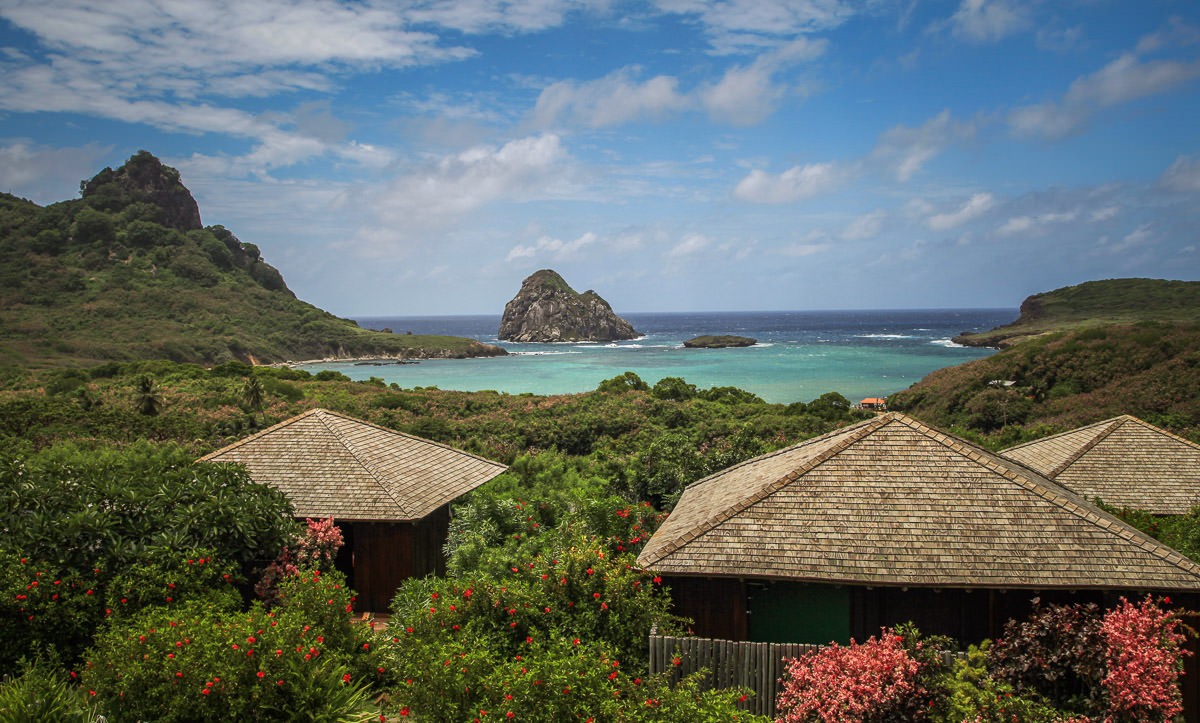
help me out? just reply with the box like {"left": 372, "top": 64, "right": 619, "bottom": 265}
{"left": 82, "top": 568, "right": 385, "bottom": 722}
{"left": 774, "top": 628, "right": 924, "bottom": 723}
{"left": 255, "top": 517, "right": 344, "bottom": 604}
{"left": 0, "top": 659, "right": 100, "bottom": 722}
{"left": 1099, "top": 596, "right": 1187, "bottom": 723}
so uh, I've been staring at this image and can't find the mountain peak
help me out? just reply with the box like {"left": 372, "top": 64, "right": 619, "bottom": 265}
{"left": 80, "top": 150, "right": 202, "bottom": 231}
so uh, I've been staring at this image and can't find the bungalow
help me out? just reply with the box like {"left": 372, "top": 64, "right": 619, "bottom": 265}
{"left": 202, "top": 408, "right": 507, "bottom": 611}
{"left": 636, "top": 413, "right": 1200, "bottom": 649}
{"left": 858, "top": 397, "right": 887, "bottom": 411}
{"left": 1001, "top": 414, "right": 1200, "bottom": 515}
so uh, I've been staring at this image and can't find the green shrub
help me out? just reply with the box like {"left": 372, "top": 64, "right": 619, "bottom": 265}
{"left": 0, "top": 661, "right": 99, "bottom": 722}
{"left": 83, "top": 569, "right": 382, "bottom": 723}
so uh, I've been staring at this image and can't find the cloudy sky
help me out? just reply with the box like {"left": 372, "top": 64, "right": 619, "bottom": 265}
{"left": 1, "top": 0, "right": 1198, "bottom": 316}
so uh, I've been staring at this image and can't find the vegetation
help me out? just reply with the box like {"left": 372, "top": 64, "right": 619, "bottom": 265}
{"left": 0, "top": 152, "right": 503, "bottom": 367}
{"left": 683, "top": 335, "right": 757, "bottom": 348}
{"left": 888, "top": 321, "right": 1200, "bottom": 446}
{"left": 954, "top": 278, "right": 1200, "bottom": 348}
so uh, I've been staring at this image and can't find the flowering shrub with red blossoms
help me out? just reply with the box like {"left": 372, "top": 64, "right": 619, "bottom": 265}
{"left": 774, "top": 628, "right": 923, "bottom": 723}
{"left": 82, "top": 567, "right": 386, "bottom": 722}
{"left": 255, "top": 517, "right": 345, "bottom": 604}
{"left": 1099, "top": 596, "right": 1188, "bottom": 723}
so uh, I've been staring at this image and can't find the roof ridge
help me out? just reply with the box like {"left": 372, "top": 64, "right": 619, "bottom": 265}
{"left": 1046, "top": 417, "right": 1126, "bottom": 479}
{"left": 199, "top": 407, "right": 323, "bottom": 461}
{"left": 999, "top": 416, "right": 1120, "bottom": 455}
{"left": 912, "top": 416, "right": 1200, "bottom": 582}
{"left": 314, "top": 410, "right": 418, "bottom": 518}
{"left": 639, "top": 414, "right": 894, "bottom": 568}
{"left": 313, "top": 408, "right": 509, "bottom": 470}
{"left": 1121, "top": 415, "right": 1200, "bottom": 453}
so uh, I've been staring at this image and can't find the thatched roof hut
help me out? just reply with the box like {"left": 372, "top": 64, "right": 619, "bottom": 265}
{"left": 202, "top": 408, "right": 507, "bottom": 609}
{"left": 1001, "top": 415, "right": 1200, "bottom": 515}
{"left": 636, "top": 413, "right": 1200, "bottom": 645}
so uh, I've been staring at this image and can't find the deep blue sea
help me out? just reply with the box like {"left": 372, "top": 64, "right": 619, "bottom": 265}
{"left": 297, "top": 309, "right": 1015, "bottom": 404}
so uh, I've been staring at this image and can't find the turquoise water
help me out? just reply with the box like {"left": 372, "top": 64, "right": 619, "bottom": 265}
{"left": 298, "top": 309, "right": 1012, "bottom": 404}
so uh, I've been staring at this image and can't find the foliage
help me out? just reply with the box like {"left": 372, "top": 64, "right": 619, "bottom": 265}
{"left": 256, "top": 518, "right": 346, "bottom": 606}
{"left": 0, "top": 660, "right": 100, "bottom": 722}
{"left": 988, "top": 598, "right": 1107, "bottom": 716}
{"left": 775, "top": 627, "right": 927, "bottom": 723}
{"left": 1100, "top": 596, "right": 1188, "bottom": 723}
{"left": 928, "top": 642, "right": 1068, "bottom": 723}
{"left": 0, "top": 152, "right": 504, "bottom": 367}
{"left": 888, "top": 322, "right": 1200, "bottom": 445}
{"left": 382, "top": 530, "right": 761, "bottom": 721}
{"left": 82, "top": 568, "right": 383, "bottom": 723}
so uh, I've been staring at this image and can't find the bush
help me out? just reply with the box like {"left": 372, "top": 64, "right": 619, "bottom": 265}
{"left": 0, "top": 660, "right": 99, "bottom": 722}
{"left": 775, "top": 628, "right": 925, "bottom": 723}
{"left": 82, "top": 569, "right": 382, "bottom": 723}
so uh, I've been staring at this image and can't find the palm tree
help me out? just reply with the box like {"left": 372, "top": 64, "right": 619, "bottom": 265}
{"left": 242, "top": 375, "right": 265, "bottom": 416}
{"left": 135, "top": 375, "right": 163, "bottom": 416}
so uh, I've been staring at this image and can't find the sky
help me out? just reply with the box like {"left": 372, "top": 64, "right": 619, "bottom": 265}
{"left": 0, "top": 0, "right": 1198, "bottom": 317}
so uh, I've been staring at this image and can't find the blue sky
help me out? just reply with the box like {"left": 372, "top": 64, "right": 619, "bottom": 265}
{"left": 1, "top": 0, "right": 1198, "bottom": 316}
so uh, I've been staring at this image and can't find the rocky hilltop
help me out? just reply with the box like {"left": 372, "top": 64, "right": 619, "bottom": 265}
{"left": 953, "top": 278, "right": 1200, "bottom": 348}
{"left": 499, "top": 270, "right": 639, "bottom": 343}
{"left": 0, "top": 151, "right": 505, "bottom": 366}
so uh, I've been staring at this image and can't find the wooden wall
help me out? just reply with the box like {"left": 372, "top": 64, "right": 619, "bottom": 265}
{"left": 328, "top": 505, "right": 453, "bottom": 613}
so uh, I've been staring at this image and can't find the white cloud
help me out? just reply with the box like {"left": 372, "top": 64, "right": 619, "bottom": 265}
{"left": 0, "top": 140, "right": 112, "bottom": 204}
{"left": 778, "top": 242, "right": 831, "bottom": 257}
{"left": 1009, "top": 26, "right": 1200, "bottom": 140}
{"left": 1091, "top": 206, "right": 1119, "bottom": 222}
{"left": 870, "top": 109, "right": 977, "bottom": 182}
{"left": 926, "top": 192, "right": 995, "bottom": 231}
{"left": 666, "top": 233, "right": 711, "bottom": 257}
{"left": 997, "top": 210, "right": 1076, "bottom": 235}
{"left": 732, "top": 162, "right": 845, "bottom": 203}
{"left": 944, "top": 0, "right": 1029, "bottom": 43}
{"left": 506, "top": 231, "right": 597, "bottom": 262}
{"left": 653, "top": 0, "right": 855, "bottom": 55}
{"left": 532, "top": 68, "right": 689, "bottom": 128}
{"left": 699, "top": 38, "right": 826, "bottom": 125}
{"left": 841, "top": 210, "right": 886, "bottom": 241}
{"left": 1160, "top": 154, "right": 1200, "bottom": 192}
{"left": 373, "top": 134, "right": 570, "bottom": 228}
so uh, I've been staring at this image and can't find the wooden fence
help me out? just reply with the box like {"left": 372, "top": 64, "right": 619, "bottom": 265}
{"left": 648, "top": 631, "right": 964, "bottom": 718}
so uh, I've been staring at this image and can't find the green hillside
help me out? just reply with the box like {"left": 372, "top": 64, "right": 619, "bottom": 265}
{"left": 890, "top": 321, "right": 1200, "bottom": 444}
{"left": 0, "top": 151, "right": 504, "bottom": 367}
{"left": 953, "top": 278, "right": 1200, "bottom": 347}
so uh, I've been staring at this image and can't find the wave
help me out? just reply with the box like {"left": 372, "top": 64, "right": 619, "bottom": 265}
{"left": 930, "top": 338, "right": 966, "bottom": 348}
{"left": 510, "top": 350, "right": 584, "bottom": 356}
{"left": 855, "top": 334, "right": 916, "bottom": 339}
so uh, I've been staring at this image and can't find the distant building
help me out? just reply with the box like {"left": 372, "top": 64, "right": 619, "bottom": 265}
{"left": 858, "top": 397, "right": 887, "bottom": 411}
{"left": 202, "top": 408, "right": 507, "bottom": 611}
{"left": 1002, "top": 414, "right": 1200, "bottom": 515}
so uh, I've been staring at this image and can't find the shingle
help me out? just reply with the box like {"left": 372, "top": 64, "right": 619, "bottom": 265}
{"left": 201, "top": 409, "right": 507, "bottom": 521}
{"left": 637, "top": 413, "right": 1200, "bottom": 590}
{"left": 1003, "top": 415, "right": 1200, "bottom": 515}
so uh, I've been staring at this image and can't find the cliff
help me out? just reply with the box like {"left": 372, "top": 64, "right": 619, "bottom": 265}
{"left": 498, "top": 270, "right": 639, "bottom": 343}
{"left": 953, "top": 278, "right": 1200, "bottom": 348}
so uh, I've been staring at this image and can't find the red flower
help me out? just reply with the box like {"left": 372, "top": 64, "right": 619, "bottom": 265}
{"left": 257, "top": 671, "right": 265, "bottom": 678}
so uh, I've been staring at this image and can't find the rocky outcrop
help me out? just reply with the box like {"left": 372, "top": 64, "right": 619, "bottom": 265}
{"left": 683, "top": 335, "right": 756, "bottom": 348}
{"left": 81, "top": 150, "right": 202, "bottom": 231}
{"left": 499, "top": 269, "right": 639, "bottom": 343}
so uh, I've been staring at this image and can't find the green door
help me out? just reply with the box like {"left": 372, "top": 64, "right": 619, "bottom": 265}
{"left": 748, "top": 582, "right": 850, "bottom": 644}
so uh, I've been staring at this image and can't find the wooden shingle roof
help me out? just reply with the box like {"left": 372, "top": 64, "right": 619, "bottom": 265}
{"left": 1002, "top": 415, "right": 1200, "bottom": 515}
{"left": 201, "top": 409, "right": 507, "bottom": 522}
{"left": 637, "top": 413, "right": 1200, "bottom": 591}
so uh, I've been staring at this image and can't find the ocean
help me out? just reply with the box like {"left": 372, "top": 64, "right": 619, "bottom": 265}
{"left": 297, "top": 309, "right": 1015, "bottom": 404}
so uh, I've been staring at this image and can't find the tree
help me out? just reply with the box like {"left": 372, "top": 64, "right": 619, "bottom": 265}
{"left": 241, "top": 375, "right": 264, "bottom": 416}
{"left": 134, "top": 374, "right": 163, "bottom": 416}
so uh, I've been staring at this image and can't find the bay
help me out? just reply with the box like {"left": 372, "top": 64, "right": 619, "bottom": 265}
{"left": 298, "top": 309, "right": 1014, "bottom": 404}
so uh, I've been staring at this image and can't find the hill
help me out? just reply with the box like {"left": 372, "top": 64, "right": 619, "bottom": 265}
{"left": 0, "top": 151, "right": 505, "bottom": 367}
{"left": 498, "top": 269, "right": 638, "bottom": 342}
{"left": 889, "top": 321, "right": 1200, "bottom": 444}
{"left": 953, "top": 278, "right": 1200, "bottom": 348}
